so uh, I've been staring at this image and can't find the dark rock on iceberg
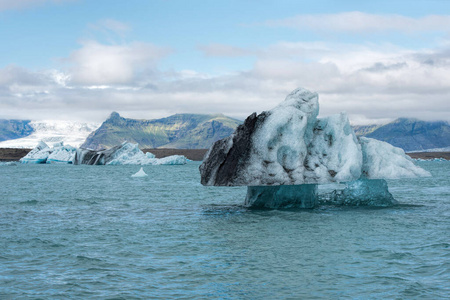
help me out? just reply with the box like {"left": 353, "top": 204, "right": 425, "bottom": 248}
{"left": 73, "top": 145, "right": 121, "bottom": 165}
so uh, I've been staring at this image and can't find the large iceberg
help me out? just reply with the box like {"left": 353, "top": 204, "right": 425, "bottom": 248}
{"left": 200, "top": 87, "right": 431, "bottom": 209}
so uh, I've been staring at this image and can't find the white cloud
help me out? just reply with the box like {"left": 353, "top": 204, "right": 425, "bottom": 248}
{"left": 1, "top": 39, "right": 450, "bottom": 124}
{"left": 266, "top": 12, "right": 450, "bottom": 33}
{"left": 66, "top": 40, "right": 171, "bottom": 85}
{"left": 0, "top": 0, "right": 73, "bottom": 11}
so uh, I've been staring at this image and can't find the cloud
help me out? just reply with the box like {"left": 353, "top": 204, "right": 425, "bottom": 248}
{"left": 0, "top": 0, "right": 73, "bottom": 11}
{"left": 266, "top": 12, "right": 450, "bottom": 34}
{"left": 1, "top": 38, "right": 450, "bottom": 124}
{"left": 66, "top": 40, "right": 172, "bottom": 85}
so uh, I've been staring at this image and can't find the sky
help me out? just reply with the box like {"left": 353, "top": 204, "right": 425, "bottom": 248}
{"left": 0, "top": 0, "right": 450, "bottom": 124}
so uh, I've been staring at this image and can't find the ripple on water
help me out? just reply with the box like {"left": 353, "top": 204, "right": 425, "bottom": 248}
{"left": 0, "top": 162, "right": 448, "bottom": 299}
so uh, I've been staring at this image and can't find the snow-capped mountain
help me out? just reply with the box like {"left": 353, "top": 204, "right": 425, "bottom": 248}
{"left": 0, "top": 121, "right": 100, "bottom": 148}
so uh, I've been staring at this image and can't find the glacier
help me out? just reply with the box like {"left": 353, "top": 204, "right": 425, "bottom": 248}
{"left": 0, "top": 121, "right": 100, "bottom": 149}
{"left": 20, "top": 141, "right": 187, "bottom": 166}
{"left": 200, "top": 87, "right": 431, "bottom": 209}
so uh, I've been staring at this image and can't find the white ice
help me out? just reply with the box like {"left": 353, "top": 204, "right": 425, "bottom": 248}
{"left": 46, "top": 142, "right": 77, "bottom": 164}
{"left": 20, "top": 141, "right": 77, "bottom": 164}
{"left": 202, "top": 87, "right": 431, "bottom": 186}
{"left": 20, "top": 141, "right": 52, "bottom": 164}
{"left": 20, "top": 141, "right": 187, "bottom": 166}
{"left": 157, "top": 155, "right": 187, "bottom": 165}
{"left": 106, "top": 142, "right": 187, "bottom": 165}
{"left": 360, "top": 137, "right": 431, "bottom": 179}
{"left": 132, "top": 167, "right": 148, "bottom": 178}
{"left": 305, "top": 113, "right": 363, "bottom": 183}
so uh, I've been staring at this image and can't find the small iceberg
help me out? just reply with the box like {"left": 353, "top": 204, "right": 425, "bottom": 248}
{"left": 132, "top": 167, "right": 148, "bottom": 178}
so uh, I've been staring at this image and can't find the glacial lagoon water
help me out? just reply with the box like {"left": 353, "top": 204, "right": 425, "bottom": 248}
{"left": 0, "top": 161, "right": 449, "bottom": 299}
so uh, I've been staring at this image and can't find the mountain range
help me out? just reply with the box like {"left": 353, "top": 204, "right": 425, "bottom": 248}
{"left": 0, "top": 114, "right": 449, "bottom": 152}
{"left": 0, "top": 120, "right": 33, "bottom": 142}
{"left": 81, "top": 112, "right": 241, "bottom": 150}
{"left": 352, "top": 118, "right": 450, "bottom": 152}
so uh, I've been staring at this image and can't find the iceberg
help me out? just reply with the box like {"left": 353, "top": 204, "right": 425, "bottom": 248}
{"left": 46, "top": 142, "right": 77, "bottom": 164}
{"left": 157, "top": 155, "right": 187, "bottom": 165}
{"left": 20, "top": 141, "right": 52, "bottom": 164}
{"left": 132, "top": 167, "right": 148, "bottom": 178}
{"left": 20, "top": 141, "right": 187, "bottom": 166}
{"left": 20, "top": 141, "right": 77, "bottom": 164}
{"left": 106, "top": 142, "right": 155, "bottom": 165}
{"left": 200, "top": 87, "right": 431, "bottom": 209}
{"left": 73, "top": 142, "right": 187, "bottom": 165}
{"left": 331, "top": 178, "right": 398, "bottom": 207}
{"left": 359, "top": 137, "right": 430, "bottom": 179}
{"left": 246, "top": 184, "right": 318, "bottom": 209}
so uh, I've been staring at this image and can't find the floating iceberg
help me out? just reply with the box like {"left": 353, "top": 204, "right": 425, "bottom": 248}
{"left": 106, "top": 142, "right": 154, "bottom": 165}
{"left": 20, "top": 141, "right": 77, "bottom": 164}
{"left": 20, "top": 141, "right": 187, "bottom": 166}
{"left": 20, "top": 141, "right": 53, "bottom": 164}
{"left": 132, "top": 167, "right": 148, "bottom": 178}
{"left": 331, "top": 178, "right": 398, "bottom": 207}
{"left": 200, "top": 87, "right": 431, "bottom": 209}
{"left": 74, "top": 142, "right": 187, "bottom": 165}
{"left": 46, "top": 142, "right": 77, "bottom": 164}
{"left": 157, "top": 155, "right": 187, "bottom": 165}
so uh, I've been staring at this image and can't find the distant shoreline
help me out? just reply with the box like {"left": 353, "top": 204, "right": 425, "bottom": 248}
{"left": 0, "top": 148, "right": 449, "bottom": 162}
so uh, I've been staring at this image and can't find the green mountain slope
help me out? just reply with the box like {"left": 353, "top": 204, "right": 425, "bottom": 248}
{"left": 352, "top": 124, "right": 382, "bottom": 137}
{"left": 81, "top": 112, "right": 242, "bottom": 150}
{"left": 0, "top": 119, "right": 33, "bottom": 142}
{"left": 363, "top": 118, "right": 450, "bottom": 152}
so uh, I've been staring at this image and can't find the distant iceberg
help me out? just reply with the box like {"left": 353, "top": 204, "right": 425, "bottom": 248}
{"left": 21, "top": 141, "right": 187, "bottom": 166}
{"left": 20, "top": 141, "right": 77, "bottom": 164}
{"left": 132, "top": 167, "right": 148, "bottom": 178}
{"left": 76, "top": 142, "right": 187, "bottom": 166}
{"left": 46, "top": 142, "right": 77, "bottom": 164}
{"left": 20, "top": 141, "right": 53, "bottom": 164}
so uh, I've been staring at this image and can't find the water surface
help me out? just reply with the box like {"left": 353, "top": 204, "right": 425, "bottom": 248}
{"left": 1, "top": 161, "right": 449, "bottom": 299}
